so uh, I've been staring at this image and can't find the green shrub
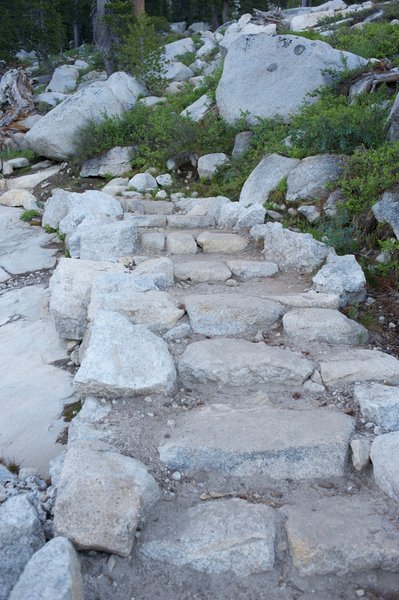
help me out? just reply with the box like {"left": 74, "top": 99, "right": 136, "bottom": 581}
{"left": 118, "top": 13, "right": 166, "bottom": 94}
{"left": 289, "top": 88, "right": 391, "bottom": 156}
{"left": 339, "top": 142, "right": 399, "bottom": 213}
{"left": 0, "top": 148, "right": 37, "bottom": 161}
{"left": 20, "top": 209, "right": 41, "bottom": 222}
{"left": 330, "top": 22, "right": 399, "bottom": 59}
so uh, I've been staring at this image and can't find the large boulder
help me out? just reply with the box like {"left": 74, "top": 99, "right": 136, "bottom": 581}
{"left": 372, "top": 191, "right": 399, "bottom": 240}
{"left": 74, "top": 311, "right": 176, "bottom": 397}
{"left": 251, "top": 222, "right": 329, "bottom": 272}
{"left": 46, "top": 65, "right": 79, "bottom": 94}
{"left": 286, "top": 155, "right": 345, "bottom": 203}
{"left": 216, "top": 34, "right": 366, "bottom": 124}
{"left": 80, "top": 146, "right": 137, "bottom": 178}
{"left": 370, "top": 432, "right": 399, "bottom": 502}
{"left": 312, "top": 253, "right": 366, "bottom": 307}
{"left": 9, "top": 537, "right": 84, "bottom": 600}
{"left": 0, "top": 496, "right": 45, "bottom": 600}
{"left": 25, "top": 72, "right": 145, "bottom": 160}
{"left": 67, "top": 217, "right": 139, "bottom": 262}
{"left": 239, "top": 154, "right": 300, "bottom": 207}
{"left": 54, "top": 445, "right": 159, "bottom": 556}
{"left": 164, "top": 38, "right": 195, "bottom": 61}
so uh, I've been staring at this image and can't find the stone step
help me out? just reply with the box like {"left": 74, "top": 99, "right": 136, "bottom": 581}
{"left": 174, "top": 260, "right": 232, "bottom": 283}
{"left": 159, "top": 403, "right": 354, "bottom": 479}
{"left": 282, "top": 308, "right": 368, "bottom": 346}
{"left": 283, "top": 495, "right": 399, "bottom": 576}
{"left": 178, "top": 338, "right": 314, "bottom": 389}
{"left": 74, "top": 311, "right": 176, "bottom": 397}
{"left": 139, "top": 498, "right": 276, "bottom": 576}
{"left": 319, "top": 349, "right": 399, "bottom": 387}
{"left": 197, "top": 231, "right": 249, "bottom": 253}
{"left": 184, "top": 293, "right": 283, "bottom": 337}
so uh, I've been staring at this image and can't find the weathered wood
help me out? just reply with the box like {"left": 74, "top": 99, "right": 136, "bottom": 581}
{"left": 349, "top": 68, "right": 399, "bottom": 99}
{"left": 0, "top": 69, "right": 34, "bottom": 129}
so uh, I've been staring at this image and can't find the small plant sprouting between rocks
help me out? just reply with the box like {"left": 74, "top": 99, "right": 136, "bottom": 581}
{"left": 19, "top": 209, "right": 41, "bottom": 222}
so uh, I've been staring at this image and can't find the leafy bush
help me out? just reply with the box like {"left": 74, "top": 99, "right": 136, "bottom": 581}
{"left": 118, "top": 13, "right": 166, "bottom": 94}
{"left": 77, "top": 100, "right": 236, "bottom": 170}
{"left": 289, "top": 88, "right": 391, "bottom": 156}
{"left": 339, "top": 142, "right": 399, "bottom": 212}
{"left": 330, "top": 22, "right": 399, "bottom": 59}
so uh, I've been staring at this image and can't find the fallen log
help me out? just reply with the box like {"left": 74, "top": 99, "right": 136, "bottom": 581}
{"left": 0, "top": 69, "right": 34, "bottom": 129}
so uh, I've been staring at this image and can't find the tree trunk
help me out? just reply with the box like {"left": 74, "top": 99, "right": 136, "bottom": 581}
{"left": 73, "top": 22, "right": 80, "bottom": 48}
{"left": 133, "top": 0, "right": 145, "bottom": 16}
{"left": 222, "top": 0, "right": 229, "bottom": 24}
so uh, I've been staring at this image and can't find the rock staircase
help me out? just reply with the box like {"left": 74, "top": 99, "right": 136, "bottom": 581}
{"left": 3, "top": 189, "right": 399, "bottom": 599}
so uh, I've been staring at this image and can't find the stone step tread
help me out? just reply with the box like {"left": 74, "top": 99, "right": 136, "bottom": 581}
{"left": 158, "top": 403, "right": 354, "bottom": 479}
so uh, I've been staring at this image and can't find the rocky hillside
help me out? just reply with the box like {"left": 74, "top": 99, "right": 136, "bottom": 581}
{"left": 0, "top": 2, "right": 399, "bottom": 599}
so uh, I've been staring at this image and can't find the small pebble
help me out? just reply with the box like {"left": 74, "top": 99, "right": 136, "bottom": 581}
{"left": 171, "top": 471, "right": 182, "bottom": 481}
{"left": 225, "top": 279, "right": 238, "bottom": 287}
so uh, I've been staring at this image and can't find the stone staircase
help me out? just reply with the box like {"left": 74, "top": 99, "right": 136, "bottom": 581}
{"left": 45, "top": 191, "right": 399, "bottom": 599}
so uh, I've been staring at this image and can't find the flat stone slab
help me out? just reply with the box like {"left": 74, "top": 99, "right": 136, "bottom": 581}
{"left": 166, "top": 232, "right": 197, "bottom": 254}
{"left": 355, "top": 382, "right": 399, "bottom": 433}
{"left": 0, "top": 286, "right": 74, "bottom": 475}
{"left": 54, "top": 445, "right": 159, "bottom": 556}
{"left": 133, "top": 257, "right": 174, "bottom": 288}
{"left": 0, "top": 207, "right": 57, "bottom": 275}
{"left": 49, "top": 258, "right": 124, "bottom": 340}
{"left": 283, "top": 308, "right": 368, "bottom": 345}
{"left": 74, "top": 311, "right": 176, "bottom": 397}
{"left": 173, "top": 260, "right": 232, "bottom": 283}
{"left": 9, "top": 537, "right": 84, "bottom": 600}
{"left": 159, "top": 403, "right": 354, "bottom": 478}
{"left": 184, "top": 294, "right": 283, "bottom": 337}
{"left": 283, "top": 495, "right": 399, "bottom": 576}
{"left": 178, "top": 338, "right": 314, "bottom": 389}
{"left": 197, "top": 232, "right": 248, "bottom": 253}
{"left": 0, "top": 496, "right": 45, "bottom": 600}
{"left": 140, "top": 499, "right": 276, "bottom": 576}
{"left": 370, "top": 432, "right": 399, "bottom": 502}
{"left": 263, "top": 290, "right": 340, "bottom": 309}
{"left": 319, "top": 350, "right": 399, "bottom": 387}
{"left": 226, "top": 260, "right": 278, "bottom": 280}
{"left": 88, "top": 273, "right": 183, "bottom": 334}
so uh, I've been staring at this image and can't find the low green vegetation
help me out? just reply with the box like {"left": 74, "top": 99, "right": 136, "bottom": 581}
{"left": 20, "top": 209, "right": 41, "bottom": 222}
{"left": 0, "top": 148, "right": 37, "bottom": 162}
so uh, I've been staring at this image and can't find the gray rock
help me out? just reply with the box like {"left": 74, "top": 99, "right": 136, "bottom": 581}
{"left": 179, "top": 338, "right": 314, "bottom": 389}
{"left": 88, "top": 274, "right": 183, "bottom": 333}
{"left": 0, "top": 190, "right": 38, "bottom": 210}
{"left": 68, "top": 217, "right": 139, "bottom": 262}
{"left": 5, "top": 165, "right": 61, "bottom": 191}
{"left": 387, "top": 91, "right": 399, "bottom": 141}
{"left": 226, "top": 260, "right": 278, "bottom": 280}
{"left": 355, "top": 382, "right": 399, "bottom": 433}
{"left": 232, "top": 131, "right": 253, "bottom": 158}
{"left": 298, "top": 204, "right": 320, "bottom": 222}
{"left": 370, "top": 432, "right": 399, "bottom": 502}
{"left": 185, "top": 294, "right": 283, "bottom": 337}
{"left": 129, "top": 199, "right": 173, "bottom": 215}
{"left": 239, "top": 154, "right": 300, "bottom": 207}
{"left": 286, "top": 155, "right": 345, "bottom": 203}
{"left": 80, "top": 146, "right": 136, "bottom": 178}
{"left": 159, "top": 403, "right": 354, "bottom": 478}
{"left": 177, "top": 196, "right": 229, "bottom": 220}
{"left": 372, "top": 191, "right": 399, "bottom": 239}
{"left": 49, "top": 258, "right": 124, "bottom": 339}
{"left": 156, "top": 173, "right": 173, "bottom": 187}
{"left": 9, "top": 537, "right": 84, "bottom": 600}
{"left": 283, "top": 308, "right": 368, "bottom": 345}
{"left": 141, "top": 232, "right": 165, "bottom": 252}
{"left": 140, "top": 499, "right": 276, "bottom": 576}
{"left": 173, "top": 260, "right": 232, "bottom": 283}
{"left": 0, "top": 465, "right": 14, "bottom": 483}
{"left": 197, "top": 231, "right": 248, "bottom": 253}
{"left": 252, "top": 222, "right": 328, "bottom": 272}
{"left": 283, "top": 495, "right": 399, "bottom": 576}
{"left": 0, "top": 495, "right": 45, "bottom": 600}
{"left": 312, "top": 253, "right": 366, "bottom": 307}
{"left": 320, "top": 349, "right": 399, "bottom": 387}
{"left": 166, "top": 232, "right": 198, "bottom": 254}
{"left": 46, "top": 65, "right": 79, "bottom": 93}
{"left": 54, "top": 445, "right": 159, "bottom": 556}
{"left": 164, "top": 62, "right": 194, "bottom": 81}
{"left": 26, "top": 73, "right": 144, "bottom": 160}
{"left": 170, "top": 22, "right": 187, "bottom": 33}
{"left": 42, "top": 188, "right": 123, "bottom": 235}
{"left": 163, "top": 322, "right": 192, "bottom": 342}
{"left": 188, "top": 22, "right": 209, "bottom": 33}
{"left": 138, "top": 96, "right": 166, "bottom": 107}
{"left": 129, "top": 214, "right": 167, "bottom": 228}
{"left": 350, "top": 437, "right": 371, "bottom": 471}
{"left": 235, "top": 204, "right": 266, "bottom": 229}
{"left": 217, "top": 202, "right": 242, "bottom": 228}
{"left": 128, "top": 172, "right": 158, "bottom": 192}
{"left": 75, "top": 311, "right": 176, "bottom": 397}
{"left": 324, "top": 189, "right": 344, "bottom": 217}
{"left": 7, "top": 157, "right": 30, "bottom": 169}
{"left": 216, "top": 34, "right": 365, "bottom": 124}
{"left": 167, "top": 214, "right": 215, "bottom": 228}
{"left": 133, "top": 257, "right": 174, "bottom": 288}
{"left": 35, "top": 91, "right": 68, "bottom": 107}
{"left": 164, "top": 38, "right": 195, "bottom": 61}
{"left": 197, "top": 153, "right": 229, "bottom": 180}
